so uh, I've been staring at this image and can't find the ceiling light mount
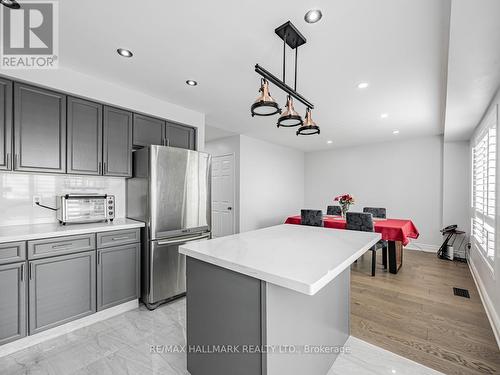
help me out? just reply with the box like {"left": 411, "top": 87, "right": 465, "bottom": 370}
{"left": 186, "top": 80, "right": 198, "bottom": 86}
{"left": 251, "top": 21, "right": 319, "bottom": 136}
{"left": 0, "top": 0, "right": 20, "bottom": 9}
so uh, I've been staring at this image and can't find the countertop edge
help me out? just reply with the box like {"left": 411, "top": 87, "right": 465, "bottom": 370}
{"left": 0, "top": 220, "right": 145, "bottom": 244}
{"left": 180, "top": 232, "right": 382, "bottom": 296}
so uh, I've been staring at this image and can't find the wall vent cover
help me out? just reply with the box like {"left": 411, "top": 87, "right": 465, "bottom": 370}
{"left": 453, "top": 287, "right": 470, "bottom": 298}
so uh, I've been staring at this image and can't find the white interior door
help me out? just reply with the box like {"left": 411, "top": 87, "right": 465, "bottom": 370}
{"left": 212, "top": 154, "right": 235, "bottom": 238}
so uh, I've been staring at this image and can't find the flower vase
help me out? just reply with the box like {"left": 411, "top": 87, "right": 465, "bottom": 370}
{"left": 341, "top": 205, "right": 348, "bottom": 218}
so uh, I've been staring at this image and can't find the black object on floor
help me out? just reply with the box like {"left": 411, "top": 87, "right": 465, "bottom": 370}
{"left": 453, "top": 287, "right": 470, "bottom": 298}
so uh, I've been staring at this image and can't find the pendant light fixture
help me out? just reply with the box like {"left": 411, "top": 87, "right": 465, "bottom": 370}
{"left": 277, "top": 95, "right": 302, "bottom": 127}
{"left": 251, "top": 21, "right": 319, "bottom": 136}
{"left": 297, "top": 108, "right": 320, "bottom": 135}
{"left": 251, "top": 78, "right": 281, "bottom": 117}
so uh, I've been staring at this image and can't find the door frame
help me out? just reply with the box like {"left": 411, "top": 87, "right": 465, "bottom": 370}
{"left": 212, "top": 152, "right": 236, "bottom": 237}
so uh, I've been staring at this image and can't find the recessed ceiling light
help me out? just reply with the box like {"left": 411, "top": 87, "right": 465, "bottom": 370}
{"left": 357, "top": 82, "right": 369, "bottom": 89}
{"left": 117, "top": 48, "right": 133, "bottom": 58}
{"left": 186, "top": 80, "right": 198, "bottom": 86}
{"left": 380, "top": 113, "right": 389, "bottom": 119}
{"left": 304, "top": 9, "right": 323, "bottom": 24}
{"left": 0, "top": 0, "right": 20, "bottom": 9}
{"left": 327, "top": 140, "right": 333, "bottom": 144}
{"left": 392, "top": 129, "right": 400, "bottom": 135}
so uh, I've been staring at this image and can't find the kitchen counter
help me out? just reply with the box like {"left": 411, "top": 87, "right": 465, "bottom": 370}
{"left": 0, "top": 218, "right": 144, "bottom": 243}
{"left": 180, "top": 224, "right": 380, "bottom": 295}
{"left": 179, "top": 224, "right": 381, "bottom": 375}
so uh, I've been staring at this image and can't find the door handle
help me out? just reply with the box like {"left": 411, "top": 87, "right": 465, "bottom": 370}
{"left": 112, "top": 236, "right": 130, "bottom": 241}
{"left": 52, "top": 243, "right": 73, "bottom": 249}
{"left": 98, "top": 161, "right": 102, "bottom": 175}
{"left": 20, "top": 263, "right": 24, "bottom": 282}
{"left": 165, "top": 138, "right": 170, "bottom": 147}
{"left": 29, "top": 263, "right": 33, "bottom": 280}
{"left": 157, "top": 233, "right": 210, "bottom": 246}
{"left": 6, "top": 153, "right": 10, "bottom": 169}
{"left": 103, "top": 162, "right": 107, "bottom": 174}
{"left": 227, "top": 207, "right": 232, "bottom": 210}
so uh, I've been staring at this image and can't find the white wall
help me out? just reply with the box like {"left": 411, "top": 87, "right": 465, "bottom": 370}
{"left": 469, "top": 88, "right": 500, "bottom": 346}
{"left": 0, "top": 172, "right": 125, "bottom": 226}
{"left": 304, "top": 136, "right": 443, "bottom": 248}
{"left": 239, "top": 135, "right": 304, "bottom": 232}
{"left": 442, "top": 141, "right": 470, "bottom": 257}
{"left": 205, "top": 136, "right": 241, "bottom": 233}
{"left": 0, "top": 67, "right": 206, "bottom": 150}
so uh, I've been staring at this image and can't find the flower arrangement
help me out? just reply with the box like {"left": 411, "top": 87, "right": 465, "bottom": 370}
{"left": 334, "top": 194, "right": 355, "bottom": 217}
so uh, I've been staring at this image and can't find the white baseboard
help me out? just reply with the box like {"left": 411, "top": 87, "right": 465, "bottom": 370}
{"left": 0, "top": 299, "right": 139, "bottom": 358}
{"left": 404, "top": 242, "right": 439, "bottom": 253}
{"left": 468, "top": 259, "right": 500, "bottom": 349}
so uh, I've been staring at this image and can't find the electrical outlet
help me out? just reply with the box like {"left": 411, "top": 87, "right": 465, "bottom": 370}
{"left": 33, "top": 195, "right": 41, "bottom": 207}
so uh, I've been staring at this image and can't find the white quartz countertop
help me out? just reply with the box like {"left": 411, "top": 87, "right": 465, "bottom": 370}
{"left": 180, "top": 224, "right": 381, "bottom": 296}
{"left": 0, "top": 218, "right": 145, "bottom": 243}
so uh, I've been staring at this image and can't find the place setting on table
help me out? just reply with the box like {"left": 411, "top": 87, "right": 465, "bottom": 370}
{"left": 284, "top": 194, "right": 420, "bottom": 275}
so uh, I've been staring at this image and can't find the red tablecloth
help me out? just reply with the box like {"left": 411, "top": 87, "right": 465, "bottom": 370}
{"left": 284, "top": 215, "right": 419, "bottom": 246}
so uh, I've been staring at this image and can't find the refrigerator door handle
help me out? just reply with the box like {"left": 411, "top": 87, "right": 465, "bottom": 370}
{"left": 157, "top": 233, "right": 210, "bottom": 246}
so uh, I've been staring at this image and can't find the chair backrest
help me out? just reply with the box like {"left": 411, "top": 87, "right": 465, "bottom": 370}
{"left": 346, "top": 212, "right": 374, "bottom": 232}
{"left": 301, "top": 209, "right": 323, "bottom": 227}
{"left": 363, "top": 207, "right": 386, "bottom": 219}
{"left": 326, "top": 205, "right": 342, "bottom": 216}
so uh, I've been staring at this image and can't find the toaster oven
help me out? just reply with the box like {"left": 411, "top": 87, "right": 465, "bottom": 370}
{"left": 57, "top": 194, "right": 115, "bottom": 225}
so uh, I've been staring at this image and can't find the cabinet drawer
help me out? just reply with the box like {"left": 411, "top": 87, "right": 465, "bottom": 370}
{"left": 0, "top": 241, "right": 26, "bottom": 264}
{"left": 97, "top": 229, "right": 140, "bottom": 248}
{"left": 28, "top": 234, "right": 96, "bottom": 259}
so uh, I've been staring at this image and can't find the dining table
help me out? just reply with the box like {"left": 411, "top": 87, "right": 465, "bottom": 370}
{"left": 284, "top": 215, "right": 420, "bottom": 274}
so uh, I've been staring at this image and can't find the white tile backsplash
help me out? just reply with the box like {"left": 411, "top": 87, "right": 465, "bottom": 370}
{"left": 0, "top": 172, "right": 126, "bottom": 226}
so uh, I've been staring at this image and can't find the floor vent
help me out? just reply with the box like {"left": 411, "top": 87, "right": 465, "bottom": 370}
{"left": 453, "top": 287, "right": 470, "bottom": 298}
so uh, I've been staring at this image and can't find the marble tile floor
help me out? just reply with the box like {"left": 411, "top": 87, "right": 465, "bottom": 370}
{"left": 0, "top": 298, "right": 444, "bottom": 375}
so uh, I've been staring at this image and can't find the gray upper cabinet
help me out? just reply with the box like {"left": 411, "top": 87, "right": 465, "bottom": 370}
{"left": 103, "top": 106, "right": 132, "bottom": 177}
{"left": 0, "top": 78, "right": 12, "bottom": 171}
{"left": 67, "top": 97, "right": 103, "bottom": 175}
{"left": 28, "top": 251, "right": 96, "bottom": 335}
{"left": 97, "top": 243, "right": 140, "bottom": 311}
{"left": 0, "top": 262, "right": 27, "bottom": 346}
{"left": 133, "top": 113, "right": 165, "bottom": 148}
{"left": 165, "top": 122, "right": 196, "bottom": 150}
{"left": 14, "top": 83, "right": 66, "bottom": 173}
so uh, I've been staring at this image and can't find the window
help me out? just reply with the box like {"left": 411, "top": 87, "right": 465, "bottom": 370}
{"left": 471, "top": 105, "right": 497, "bottom": 268}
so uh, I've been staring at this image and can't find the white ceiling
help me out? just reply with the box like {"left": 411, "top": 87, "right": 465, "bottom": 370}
{"left": 59, "top": 0, "right": 454, "bottom": 151}
{"left": 444, "top": 0, "right": 500, "bottom": 141}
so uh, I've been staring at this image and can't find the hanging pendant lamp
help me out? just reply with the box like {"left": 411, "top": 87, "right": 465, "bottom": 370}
{"left": 277, "top": 95, "right": 303, "bottom": 127}
{"left": 250, "top": 78, "right": 281, "bottom": 117}
{"left": 297, "top": 108, "right": 320, "bottom": 135}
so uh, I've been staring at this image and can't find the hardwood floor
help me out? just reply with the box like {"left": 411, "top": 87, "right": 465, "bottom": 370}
{"left": 351, "top": 250, "right": 500, "bottom": 375}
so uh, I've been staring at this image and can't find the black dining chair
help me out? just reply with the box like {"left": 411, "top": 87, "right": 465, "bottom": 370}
{"left": 363, "top": 207, "right": 387, "bottom": 218}
{"left": 301, "top": 209, "right": 323, "bottom": 227}
{"left": 346, "top": 212, "right": 385, "bottom": 276}
{"left": 363, "top": 207, "right": 388, "bottom": 267}
{"left": 326, "top": 205, "right": 342, "bottom": 216}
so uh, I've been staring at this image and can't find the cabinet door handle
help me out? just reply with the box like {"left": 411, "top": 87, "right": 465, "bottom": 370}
{"left": 20, "top": 263, "right": 24, "bottom": 282}
{"left": 29, "top": 263, "right": 33, "bottom": 280}
{"left": 165, "top": 138, "right": 170, "bottom": 147}
{"left": 52, "top": 243, "right": 73, "bottom": 249}
{"left": 6, "top": 153, "right": 10, "bottom": 169}
{"left": 112, "top": 236, "right": 129, "bottom": 241}
{"left": 97, "top": 252, "right": 101, "bottom": 264}
{"left": 103, "top": 162, "right": 107, "bottom": 174}
{"left": 98, "top": 161, "right": 102, "bottom": 175}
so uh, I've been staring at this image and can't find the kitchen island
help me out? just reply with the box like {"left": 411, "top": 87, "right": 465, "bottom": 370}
{"left": 179, "top": 224, "right": 381, "bottom": 375}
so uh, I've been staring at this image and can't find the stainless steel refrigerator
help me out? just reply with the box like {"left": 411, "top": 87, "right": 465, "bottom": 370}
{"left": 127, "top": 145, "right": 211, "bottom": 309}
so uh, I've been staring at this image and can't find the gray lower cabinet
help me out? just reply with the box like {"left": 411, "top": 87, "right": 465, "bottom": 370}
{"left": 103, "top": 106, "right": 132, "bottom": 177}
{"left": 0, "top": 78, "right": 12, "bottom": 171}
{"left": 13, "top": 83, "right": 66, "bottom": 173}
{"left": 67, "top": 97, "right": 103, "bottom": 175}
{"left": 28, "top": 251, "right": 96, "bottom": 335}
{"left": 165, "top": 122, "right": 196, "bottom": 150}
{"left": 0, "top": 262, "right": 27, "bottom": 345}
{"left": 97, "top": 243, "right": 140, "bottom": 311}
{"left": 133, "top": 113, "right": 165, "bottom": 148}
